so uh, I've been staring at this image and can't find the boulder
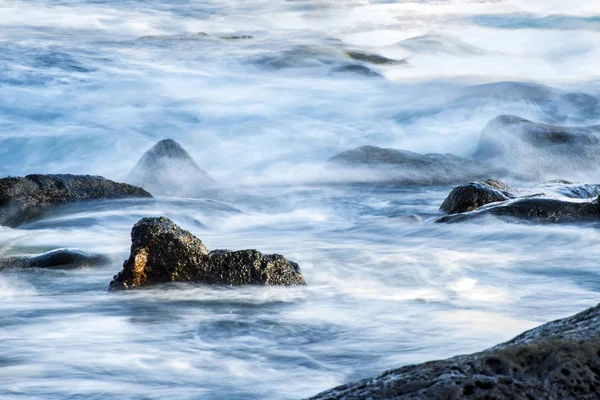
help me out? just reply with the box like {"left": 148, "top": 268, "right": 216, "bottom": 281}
{"left": 0, "top": 249, "right": 108, "bottom": 270}
{"left": 473, "top": 115, "right": 600, "bottom": 179}
{"left": 437, "top": 197, "right": 600, "bottom": 224}
{"left": 108, "top": 217, "right": 306, "bottom": 290}
{"left": 308, "top": 302, "right": 600, "bottom": 400}
{"left": 0, "top": 174, "right": 151, "bottom": 227}
{"left": 327, "top": 145, "right": 489, "bottom": 185}
{"left": 440, "top": 180, "right": 513, "bottom": 214}
{"left": 126, "top": 139, "right": 218, "bottom": 198}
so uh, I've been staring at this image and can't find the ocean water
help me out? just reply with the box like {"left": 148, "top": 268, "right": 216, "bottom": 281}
{"left": 1, "top": 0, "right": 600, "bottom": 399}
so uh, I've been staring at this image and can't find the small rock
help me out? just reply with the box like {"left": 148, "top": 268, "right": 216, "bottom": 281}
{"left": 0, "top": 249, "right": 108, "bottom": 270}
{"left": 109, "top": 217, "right": 306, "bottom": 290}
{"left": 345, "top": 51, "right": 404, "bottom": 65}
{"left": 440, "top": 180, "right": 513, "bottom": 214}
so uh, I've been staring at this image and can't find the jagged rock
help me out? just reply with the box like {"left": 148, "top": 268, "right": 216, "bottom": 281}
{"left": 440, "top": 180, "right": 513, "bottom": 214}
{"left": 126, "top": 139, "right": 218, "bottom": 198}
{"left": 437, "top": 197, "right": 600, "bottom": 224}
{"left": 473, "top": 115, "right": 600, "bottom": 179}
{"left": 108, "top": 217, "right": 306, "bottom": 291}
{"left": 0, "top": 174, "right": 151, "bottom": 227}
{"left": 345, "top": 51, "right": 404, "bottom": 65}
{"left": 0, "top": 249, "right": 108, "bottom": 270}
{"left": 327, "top": 145, "right": 489, "bottom": 185}
{"left": 308, "top": 302, "right": 600, "bottom": 400}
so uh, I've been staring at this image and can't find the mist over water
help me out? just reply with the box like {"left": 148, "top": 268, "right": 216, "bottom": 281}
{"left": 1, "top": 0, "right": 600, "bottom": 399}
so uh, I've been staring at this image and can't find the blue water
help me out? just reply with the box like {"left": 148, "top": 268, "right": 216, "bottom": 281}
{"left": 1, "top": 1, "right": 600, "bottom": 399}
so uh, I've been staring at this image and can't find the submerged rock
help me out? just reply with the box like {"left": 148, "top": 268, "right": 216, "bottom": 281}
{"left": 440, "top": 180, "right": 513, "bottom": 214}
{"left": 309, "top": 302, "right": 600, "bottom": 400}
{"left": 473, "top": 115, "right": 600, "bottom": 179}
{"left": 126, "top": 139, "right": 218, "bottom": 198}
{"left": 0, "top": 249, "right": 108, "bottom": 270}
{"left": 221, "top": 35, "right": 254, "bottom": 40}
{"left": 330, "top": 64, "right": 383, "bottom": 78}
{"left": 0, "top": 174, "right": 151, "bottom": 227}
{"left": 345, "top": 51, "right": 404, "bottom": 65}
{"left": 108, "top": 217, "right": 306, "bottom": 290}
{"left": 137, "top": 32, "right": 209, "bottom": 41}
{"left": 327, "top": 145, "right": 489, "bottom": 185}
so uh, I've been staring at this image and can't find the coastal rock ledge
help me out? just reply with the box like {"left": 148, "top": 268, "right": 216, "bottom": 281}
{"left": 109, "top": 217, "right": 306, "bottom": 290}
{"left": 308, "top": 303, "right": 600, "bottom": 400}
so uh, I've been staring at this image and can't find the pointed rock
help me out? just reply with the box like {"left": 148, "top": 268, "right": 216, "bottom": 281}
{"left": 126, "top": 139, "right": 218, "bottom": 198}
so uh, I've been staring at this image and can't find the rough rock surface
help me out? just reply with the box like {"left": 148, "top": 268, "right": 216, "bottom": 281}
{"left": 126, "top": 139, "right": 217, "bottom": 198}
{"left": 0, "top": 249, "right": 108, "bottom": 270}
{"left": 473, "top": 115, "right": 600, "bottom": 179}
{"left": 437, "top": 197, "right": 600, "bottom": 224}
{"left": 0, "top": 174, "right": 151, "bottom": 227}
{"left": 346, "top": 51, "right": 404, "bottom": 65}
{"left": 327, "top": 145, "right": 489, "bottom": 185}
{"left": 309, "top": 302, "right": 600, "bottom": 400}
{"left": 440, "top": 180, "right": 514, "bottom": 214}
{"left": 109, "top": 217, "right": 306, "bottom": 290}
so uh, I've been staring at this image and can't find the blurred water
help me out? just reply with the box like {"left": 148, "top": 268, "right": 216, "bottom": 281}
{"left": 1, "top": 0, "right": 600, "bottom": 399}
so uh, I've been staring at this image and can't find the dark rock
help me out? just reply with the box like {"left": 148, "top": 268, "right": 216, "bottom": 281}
{"left": 327, "top": 145, "right": 490, "bottom": 185}
{"left": 473, "top": 115, "right": 600, "bottom": 179}
{"left": 308, "top": 302, "right": 600, "bottom": 400}
{"left": 108, "top": 217, "right": 305, "bottom": 291}
{"left": 437, "top": 197, "right": 600, "bottom": 224}
{"left": 221, "top": 35, "right": 254, "bottom": 40}
{"left": 0, "top": 174, "right": 151, "bottom": 227}
{"left": 126, "top": 139, "right": 218, "bottom": 198}
{"left": 253, "top": 45, "right": 341, "bottom": 70}
{"left": 440, "top": 180, "right": 513, "bottom": 214}
{"left": 0, "top": 249, "right": 108, "bottom": 270}
{"left": 346, "top": 51, "right": 404, "bottom": 65}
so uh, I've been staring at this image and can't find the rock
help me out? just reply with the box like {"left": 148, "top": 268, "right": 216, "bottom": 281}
{"left": 473, "top": 115, "right": 600, "bottom": 179}
{"left": 0, "top": 174, "right": 151, "bottom": 227}
{"left": 108, "top": 217, "right": 306, "bottom": 290}
{"left": 440, "top": 180, "right": 514, "bottom": 214}
{"left": 308, "top": 302, "right": 600, "bottom": 400}
{"left": 126, "top": 139, "right": 218, "bottom": 198}
{"left": 327, "top": 145, "right": 489, "bottom": 185}
{"left": 396, "top": 33, "right": 485, "bottom": 55}
{"left": 221, "top": 35, "right": 253, "bottom": 40}
{"left": 536, "top": 181, "right": 600, "bottom": 199}
{"left": 345, "top": 51, "right": 404, "bottom": 65}
{"left": 0, "top": 249, "right": 108, "bottom": 270}
{"left": 437, "top": 197, "right": 600, "bottom": 224}
{"left": 330, "top": 64, "right": 383, "bottom": 78}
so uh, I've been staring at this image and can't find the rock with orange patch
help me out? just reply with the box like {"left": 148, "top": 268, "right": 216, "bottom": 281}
{"left": 108, "top": 217, "right": 305, "bottom": 290}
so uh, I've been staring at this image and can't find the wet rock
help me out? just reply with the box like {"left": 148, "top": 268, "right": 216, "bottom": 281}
{"left": 126, "top": 139, "right": 218, "bottom": 198}
{"left": 0, "top": 174, "right": 151, "bottom": 227}
{"left": 536, "top": 181, "right": 600, "bottom": 199}
{"left": 440, "top": 180, "right": 514, "bottom": 214}
{"left": 437, "top": 197, "right": 600, "bottom": 224}
{"left": 330, "top": 64, "right": 383, "bottom": 78}
{"left": 327, "top": 145, "right": 489, "bottom": 185}
{"left": 473, "top": 115, "right": 600, "bottom": 179}
{"left": 0, "top": 249, "right": 108, "bottom": 270}
{"left": 253, "top": 44, "right": 342, "bottom": 70}
{"left": 397, "top": 33, "right": 485, "bottom": 55}
{"left": 309, "top": 302, "right": 600, "bottom": 400}
{"left": 345, "top": 51, "right": 404, "bottom": 65}
{"left": 108, "top": 217, "right": 305, "bottom": 291}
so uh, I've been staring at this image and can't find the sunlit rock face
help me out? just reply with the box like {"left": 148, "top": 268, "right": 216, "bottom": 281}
{"left": 474, "top": 115, "right": 600, "bottom": 181}
{"left": 126, "top": 139, "right": 218, "bottom": 198}
{"left": 109, "top": 217, "right": 306, "bottom": 290}
{"left": 309, "top": 302, "right": 600, "bottom": 400}
{"left": 327, "top": 145, "right": 490, "bottom": 185}
{"left": 0, "top": 174, "right": 151, "bottom": 227}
